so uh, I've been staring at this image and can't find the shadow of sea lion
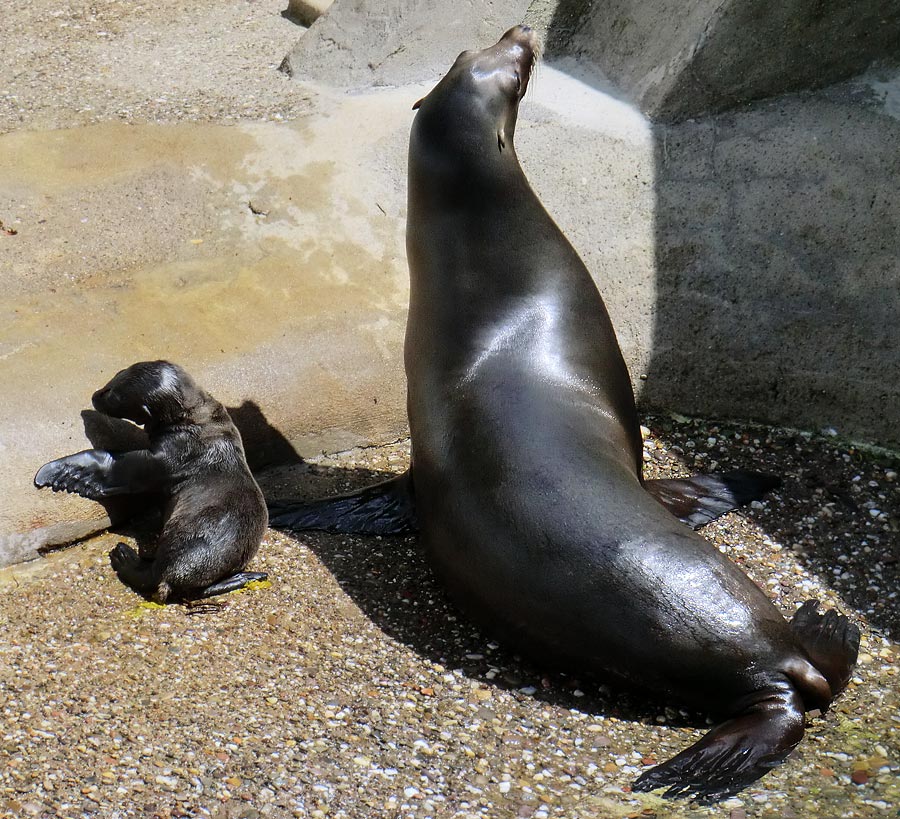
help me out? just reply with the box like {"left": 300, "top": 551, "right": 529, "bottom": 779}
{"left": 76, "top": 400, "right": 304, "bottom": 551}
{"left": 261, "top": 462, "right": 703, "bottom": 729}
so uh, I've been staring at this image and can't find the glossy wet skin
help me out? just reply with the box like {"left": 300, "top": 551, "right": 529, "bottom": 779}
{"left": 36, "top": 361, "right": 267, "bottom": 602}
{"left": 264, "top": 27, "right": 857, "bottom": 802}
{"left": 93, "top": 361, "right": 201, "bottom": 429}
{"left": 401, "top": 26, "right": 857, "bottom": 802}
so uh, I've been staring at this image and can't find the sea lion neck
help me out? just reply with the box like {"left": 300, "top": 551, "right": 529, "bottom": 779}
{"left": 409, "top": 25, "right": 537, "bottom": 184}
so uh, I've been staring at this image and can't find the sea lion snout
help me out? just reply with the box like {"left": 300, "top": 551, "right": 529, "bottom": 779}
{"left": 91, "top": 385, "right": 110, "bottom": 409}
{"left": 500, "top": 26, "right": 538, "bottom": 56}
{"left": 499, "top": 24, "right": 535, "bottom": 43}
{"left": 496, "top": 25, "right": 540, "bottom": 98}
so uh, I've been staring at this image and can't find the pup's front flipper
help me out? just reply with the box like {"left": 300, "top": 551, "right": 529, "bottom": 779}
{"left": 645, "top": 470, "right": 781, "bottom": 529}
{"left": 268, "top": 471, "right": 417, "bottom": 535}
{"left": 35, "top": 449, "right": 169, "bottom": 499}
{"left": 633, "top": 680, "right": 805, "bottom": 804}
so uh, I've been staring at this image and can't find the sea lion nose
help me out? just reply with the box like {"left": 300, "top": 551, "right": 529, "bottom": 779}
{"left": 92, "top": 387, "right": 109, "bottom": 409}
{"left": 502, "top": 24, "right": 530, "bottom": 40}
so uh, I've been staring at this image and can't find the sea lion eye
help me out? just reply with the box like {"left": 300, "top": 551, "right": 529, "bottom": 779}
{"left": 514, "top": 72, "right": 522, "bottom": 93}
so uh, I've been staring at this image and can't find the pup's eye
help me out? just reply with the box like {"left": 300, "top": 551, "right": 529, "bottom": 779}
{"left": 514, "top": 72, "right": 522, "bottom": 92}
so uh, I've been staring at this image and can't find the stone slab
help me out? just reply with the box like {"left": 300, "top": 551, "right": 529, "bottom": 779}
{"left": 280, "top": 0, "right": 533, "bottom": 86}
{"left": 538, "top": 0, "right": 900, "bottom": 121}
{"left": 0, "top": 89, "right": 418, "bottom": 565}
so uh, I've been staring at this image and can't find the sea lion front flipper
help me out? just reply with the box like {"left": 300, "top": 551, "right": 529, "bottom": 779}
{"left": 268, "top": 471, "right": 417, "bottom": 535}
{"left": 195, "top": 572, "right": 269, "bottom": 598}
{"left": 633, "top": 681, "right": 805, "bottom": 805}
{"left": 644, "top": 470, "right": 781, "bottom": 529}
{"left": 790, "top": 599, "right": 860, "bottom": 697}
{"left": 35, "top": 449, "right": 169, "bottom": 499}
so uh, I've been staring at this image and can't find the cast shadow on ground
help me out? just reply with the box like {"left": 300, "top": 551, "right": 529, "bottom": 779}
{"left": 264, "top": 413, "right": 897, "bottom": 732}
{"left": 265, "top": 458, "right": 718, "bottom": 730}
{"left": 75, "top": 400, "right": 305, "bottom": 546}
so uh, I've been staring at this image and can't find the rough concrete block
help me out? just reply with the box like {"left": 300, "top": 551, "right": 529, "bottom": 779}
{"left": 286, "top": 0, "right": 334, "bottom": 28}
{"left": 537, "top": 0, "right": 900, "bottom": 121}
{"left": 645, "top": 71, "right": 900, "bottom": 442}
{"left": 280, "top": 0, "right": 533, "bottom": 86}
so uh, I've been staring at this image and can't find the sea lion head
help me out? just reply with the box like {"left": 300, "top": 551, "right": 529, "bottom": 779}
{"left": 92, "top": 360, "right": 200, "bottom": 429}
{"left": 413, "top": 26, "right": 540, "bottom": 154}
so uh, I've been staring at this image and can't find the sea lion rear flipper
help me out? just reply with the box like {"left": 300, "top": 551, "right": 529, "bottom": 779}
{"left": 110, "top": 542, "right": 160, "bottom": 594}
{"left": 195, "top": 572, "right": 269, "bottom": 599}
{"left": 268, "top": 471, "right": 417, "bottom": 535}
{"left": 644, "top": 470, "right": 781, "bottom": 529}
{"left": 789, "top": 599, "right": 860, "bottom": 697}
{"left": 633, "top": 681, "right": 805, "bottom": 804}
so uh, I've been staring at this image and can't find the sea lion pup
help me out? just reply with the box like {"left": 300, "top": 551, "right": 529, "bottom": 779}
{"left": 270, "top": 27, "right": 859, "bottom": 802}
{"left": 35, "top": 361, "right": 268, "bottom": 603}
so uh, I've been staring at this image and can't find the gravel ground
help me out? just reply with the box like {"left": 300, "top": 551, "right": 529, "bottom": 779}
{"left": 2, "top": 416, "right": 897, "bottom": 819}
{"left": 0, "top": 0, "right": 314, "bottom": 134}
{"left": 2, "top": 2, "right": 898, "bottom": 817}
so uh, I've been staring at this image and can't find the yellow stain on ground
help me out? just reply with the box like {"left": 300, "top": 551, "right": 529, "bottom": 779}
{"left": 0, "top": 121, "right": 257, "bottom": 191}
{"left": 124, "top": 601, "right": 167, "bottom": 618}
{"left": 242, "top": 579, "right": 272, "bottom": 592}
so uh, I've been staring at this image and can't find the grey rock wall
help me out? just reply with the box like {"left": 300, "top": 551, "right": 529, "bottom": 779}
{"left": 537, "top": 0, "right": 900, "bottom": 121}
{"left": 646, "top": 74, "right": 900, "bottom": 443}
{"left": 280, "top": 0, "right": 533, "bottom": 86}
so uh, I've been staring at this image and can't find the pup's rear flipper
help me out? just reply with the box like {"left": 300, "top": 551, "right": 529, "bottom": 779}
{"left": 268, "top": 471, "right": 417, "bottom": 535}
{"left": 790, "top": 599, "right": 860, "bottom": 698}
{"left": 645, "top": 470, "right": 781, "bottom": 529}
{"left": 632, "top": 683, "right": 804, "bottom": 804}
{"left": 196, "top": 572, "right": 269, "bottom": 598}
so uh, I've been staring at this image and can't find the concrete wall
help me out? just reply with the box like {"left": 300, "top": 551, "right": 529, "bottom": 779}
{"left": 647, "top": 76, "right": 900, "bottom": 440}
{"left": 3, "top": 0, "right": 899, "bottom": 567}
{"left": 533, "top": 0, "right": 900, "bottom": 120}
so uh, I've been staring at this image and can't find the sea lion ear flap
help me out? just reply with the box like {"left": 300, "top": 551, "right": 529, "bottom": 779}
{"left": 412, "top": 97, "right": 424, "bottom": 110}
{"left": 497, "top": 129, "right": 506, "bottom": 152}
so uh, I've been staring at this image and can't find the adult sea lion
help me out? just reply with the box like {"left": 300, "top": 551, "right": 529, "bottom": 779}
{"left": 35, "top": 361, "right": 268, "bottom": 603}
{"left": 270, "top": 27, "right": 859, "bottom": 802}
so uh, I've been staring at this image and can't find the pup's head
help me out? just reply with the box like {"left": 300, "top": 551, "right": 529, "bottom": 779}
{"left": 92, "top": 360, "right": 201, "bottom": 429}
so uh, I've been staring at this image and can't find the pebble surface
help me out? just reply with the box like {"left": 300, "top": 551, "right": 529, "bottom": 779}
{"left": 2, "top": 3, "right": 898, "bottom": 815}
{"left": 2, "top": 415, "right": 897, "bottom": 818}
{"left": 0, "top": 0, "right": 315, "bottom": 134}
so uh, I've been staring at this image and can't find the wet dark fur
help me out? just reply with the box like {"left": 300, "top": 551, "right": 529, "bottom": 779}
{"left": 35, "top": 361, "right": 268, "bottom": 602}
